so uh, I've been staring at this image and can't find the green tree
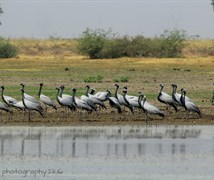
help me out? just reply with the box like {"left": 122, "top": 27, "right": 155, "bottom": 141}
{"left": 212, "top": 0, "right": 214, "bottom": 11}
{"left": 0, "top": 38, "right": 17, "bottom": 58}
{"left": 0, "top": 4, "right": 3, "bottom": 25}
{"left": 159, "top": 29, "right": 186, "bottom": 58}
{"left": 77, "top": 28, "right": 109, "bottom": 59}
{"left": 0, "top": 5, "right": 17, "bottom": 58}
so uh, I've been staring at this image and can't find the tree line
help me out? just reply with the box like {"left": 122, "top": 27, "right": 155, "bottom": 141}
{"left": 77, "top": 28, "right": 186, "bottom": 59}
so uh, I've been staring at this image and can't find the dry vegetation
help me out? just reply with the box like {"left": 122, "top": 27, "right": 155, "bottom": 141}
{"left": 0, "top": 38, "right": 213, "bottom": 126}
{"left": 184, "top": 39, "right": 214, "bottom": 57}
{"left": 10, "top": 38, "right": 78, "bottom": 57}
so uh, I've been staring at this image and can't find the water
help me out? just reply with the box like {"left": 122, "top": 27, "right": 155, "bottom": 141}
{"left": 0, "top": 125, "right": 214, "bottom": 180}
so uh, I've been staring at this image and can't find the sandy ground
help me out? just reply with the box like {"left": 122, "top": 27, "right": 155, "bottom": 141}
{"left": 0, "top": 105, "right": 214, "bottom": 126}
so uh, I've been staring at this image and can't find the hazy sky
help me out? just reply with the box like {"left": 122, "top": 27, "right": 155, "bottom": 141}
{"left": 0, "top": 0, "right": 214, "bottom": 39}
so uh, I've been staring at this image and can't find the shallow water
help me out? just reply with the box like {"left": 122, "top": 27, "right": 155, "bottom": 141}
{"left": 0, "top": 125, "right": 213, "bottom": 180}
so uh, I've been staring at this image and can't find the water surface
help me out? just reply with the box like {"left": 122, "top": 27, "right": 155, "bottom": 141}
{"left": 0, "top": 125, "right": 213, "bottom": 180}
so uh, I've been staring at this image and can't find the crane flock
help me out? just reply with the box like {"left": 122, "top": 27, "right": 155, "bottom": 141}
{"left": 0, "top": 83, "right": 207, "bottom": 122}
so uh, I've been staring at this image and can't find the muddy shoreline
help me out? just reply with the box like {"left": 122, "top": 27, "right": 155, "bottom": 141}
{"left": 0, "top": 106, "right": 213, "bottom": 126}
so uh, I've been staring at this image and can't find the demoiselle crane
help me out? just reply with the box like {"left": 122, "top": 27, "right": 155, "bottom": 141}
{"left": 106, "top": 90, "right": 121, "bottom": 113}
{"left": 20, "top": 83, "right": 40, "bottom": 105}
{"left": 71, "top": 88, "right": 93, "bottom": 113}
{"left": 158, "top": 84, "right": 178, "bottom": 112}
{"left": 21, "top": 88, "right": 44, "bottom": 121}
{"left": 140, "top": 94, "right": 164, "bottom": 121}
{"left": 181, "top": 89, "right": 201, "bottom": 118}
{"left": 85, "top": 85, "right": 106, "bottom": 109}
{"left": 38, "top": 83, "right": 57, "bottom": 111}
{"left": 1, "top": 85, "right": 25, "bottom": 111}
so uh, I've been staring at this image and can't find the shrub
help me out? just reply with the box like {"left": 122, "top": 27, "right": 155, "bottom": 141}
{"left": 158, "top": 29, "right": 187, "bottom": 58}
{"left": 100, "top": 36, "right": 132, "bottom": 58}
{"left": 84, "top": 76, "right": 97, "bottom": 83}
{"left": 100, "top": 39, "right": 125, "bottom": 58}
{"left": 77, "top": 29, "right": 109, "bottom": 59}
{"left": 84, "top": 74, "right": 104, "bottom": 83}
{"left": 126, "top": 35, "right": 149, "bottom": 57}
{"left": 0, "top": 38, "right": 17, "bottom": 58}
{"left": 114, "top": 76, "right": 129, "bottom": 83}
{"left": 113, "top": 36, "right": 132, "bottom": 57}
{"left": 120, "top": 76, "right": 129, "bottom": 82}
{"left": 78, "top": 29, "right": 132, "bottom": 59}
{"left": 77, "top": 28, "right": 187, "bottom": 59}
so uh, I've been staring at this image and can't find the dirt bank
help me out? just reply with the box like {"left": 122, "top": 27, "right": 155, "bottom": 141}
{"left": 0, "top": 105, "right": 213, "bottom": 126}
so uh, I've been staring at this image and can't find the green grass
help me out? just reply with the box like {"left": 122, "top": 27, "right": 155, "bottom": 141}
{"left": 0, "top": 39, "right": 213, "bottom": 107}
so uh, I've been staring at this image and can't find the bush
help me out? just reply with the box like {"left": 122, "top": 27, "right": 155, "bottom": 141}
{"left": 100, "top": 39, "right": 125, "bottom": 58}
{"left": 84, "top": 74, "right": 104, "bottom": 83}
{"left": 128, "top": 36, "right": 157, "bottom": 57}
{"left": 77, "top": 28, "right": 187, "bottom": 59}
{"left": 114, "top": 76, "right": 129, "bottom": 83}
{"left": 77, "top": 29, "right": 109, "bottom": 59}
{"left": 0, "top": 38, "right": 17, "bottom": 58}
{"left": 100, "top": 36, "right": 132, "bottom": 58}
{"left": 120, "top": 76, "right": 129, "bottom": 82}
{"left": 158, "top": 29, "right": 186, "bottom": 58}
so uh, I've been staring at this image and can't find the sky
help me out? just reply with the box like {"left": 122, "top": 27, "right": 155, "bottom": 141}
{"left": 0, "top": 0, "right": 214, "bottom": 39}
